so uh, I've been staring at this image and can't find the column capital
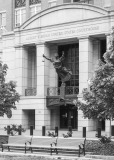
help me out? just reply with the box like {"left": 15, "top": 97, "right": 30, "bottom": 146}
{"left": 35, "top": 42, "right": 51, "bottom": 47}
{"left": 78, "top": 36, "right": 95, "bottom": 41}
{"left": 105, "top": 33, "right": 110, "bottom": 36}
{"left": 14, "top": 45, "right": 23, "bottom": 49}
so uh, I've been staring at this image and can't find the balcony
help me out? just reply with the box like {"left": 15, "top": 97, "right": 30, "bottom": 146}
{"left": 25, "top": 86, "right": 79, "bottom": 96}
{"left": 47, "top": 86, "right": 79, "bottom": 96}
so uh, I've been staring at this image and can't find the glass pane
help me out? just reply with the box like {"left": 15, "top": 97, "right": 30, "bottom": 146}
{"left": 21, "top": 9, "right": 26, "bottom": 14}
{"left": 16, "top": 14, "right": 20, "bottom": 24}
{"left": 49, "top": 2, "right": 56, "bottom": 7}
{"left": 21, "top": 13, "right": 26, "bottom": 23}
{"left": 58, "top": 43, "right": 79, "bottom": 88}
{"left": 36, "top": 6, "right": 41, "bottom": 12}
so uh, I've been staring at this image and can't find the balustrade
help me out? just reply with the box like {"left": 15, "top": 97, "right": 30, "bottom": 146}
{"left": 47, "top": 87, "right": 60, "bottom": 96}
{"left": 25, "top": 86, "right": 79, "bottom": 96}
{"left": 47, "top": 86, "right": 79, "bottom": 96}
{"left": 25, "top": 88, "right": 36, "bottom": 96}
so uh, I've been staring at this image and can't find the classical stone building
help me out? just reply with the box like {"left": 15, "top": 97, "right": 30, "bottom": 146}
{"left": 0, "top": 0, "right": 114, "bottom": 134}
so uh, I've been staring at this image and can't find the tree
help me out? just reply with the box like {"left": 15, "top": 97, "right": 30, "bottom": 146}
{"left": 0, "top": 60, "right": 20, "bottom": 118}
{"left": 77, "top": 27, "right": 114, "bottom": 136}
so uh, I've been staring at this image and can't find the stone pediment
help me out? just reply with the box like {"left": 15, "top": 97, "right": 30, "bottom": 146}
{"left": 21, "top": 3, "right": 109, "bottom": 30}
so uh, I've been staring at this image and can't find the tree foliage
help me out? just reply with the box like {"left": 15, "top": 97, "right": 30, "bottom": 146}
{"left": 0, "top": 60, "right": 20, "bottom": 118}
{"left": 77, "top": 27, "right": 114, "bottom": 121}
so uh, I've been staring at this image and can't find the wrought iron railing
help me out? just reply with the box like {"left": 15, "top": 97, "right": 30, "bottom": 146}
{"left": 25, "top": 88, "right": 36, "bottom": 96}
{"left": 47, "top": 86, "right": 79, "bottom": 96}
{"left": 63, "top": 0, "right": 93, "bottom": 4}
{"left": 65, "top": 86, "right": 79, "bottom": 95}
{"left": 47, "top": 87, "right": 60, "bottom": 96}
{"left": 77, "top": 0, "right": 93, "bottom": 4}
{"left": 29, "top": 0, "right": 41, "bottom": 5}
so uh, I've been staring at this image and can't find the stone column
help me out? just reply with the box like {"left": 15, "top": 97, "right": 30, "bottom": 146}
{"left": 93, "top": 40, "right": 100, "bottom": 71}
{"left": 35, "top": 43, "right": 51, "bottom": 130}
{"left": 36, "top": 43, "right": 50, "bottom": 97}
{"left": 105, "top": 33, "right": 111, "bottom": 134}
{"left": 78, "top": 37, "right": 93, "bottom": 131}
{"left": 79, "top": 37, "right": 93, "bottom": 94}
{"left": 106, "top": 33, "right": 110, "bottom": 50}
{"left": 15, "top": 45, "right": 27, "bottom": 96}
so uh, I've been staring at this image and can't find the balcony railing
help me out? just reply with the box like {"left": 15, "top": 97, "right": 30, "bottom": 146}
{"left": 77, "top": 0, "right": 93, "bottom": 4}
{"left": 63, "top": 0, "right": 93, "bottom": 4}
{"left": 25, "top": 86, "right": 79, "bottom": 96}
{"left": 65, "top": 86, "right": 79, "bottom": 95}
{"left": 47, "top": 86, "right": 79, "bottom": 96}
{"left": 47, "top": 87, "right": 60, "bottom": 96}
{"left": 25, "top": 88, "right": 36, "bottom": 96}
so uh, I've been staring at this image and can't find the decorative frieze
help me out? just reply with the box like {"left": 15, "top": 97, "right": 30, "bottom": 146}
{"left": 47, "top": 97, "right": 78, "bottom": 107}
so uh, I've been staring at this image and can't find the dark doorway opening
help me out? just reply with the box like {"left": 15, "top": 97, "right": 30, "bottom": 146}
{"left": 60, "top": 105, "right": 78, "bottom": 129}
{"left": 100, "top": 39, "right": 106, "bottom": 62}
{"left": 22, "top": 110, "right": 35, "bottom": 129}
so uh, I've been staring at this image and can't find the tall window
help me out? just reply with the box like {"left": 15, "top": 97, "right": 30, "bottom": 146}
{"left": 48, "top": 0, "right": 57, "bottom": 7}
{"left": 30, "top": 4, "right": 41, "bottom": 17}
{"left": 0, "top": 12, "right": 6, "bottom": 28}
{"left": 29, "top": 0, "right": 41, "bottom": 17}
{"left": 58, "top": 44, "right": 79, "bottom": 87}
{"left": 15, "top": 0, "right": 26, "bottom": 27}
{"left": 15, "top": 8, "right": 26, "bottom": 27}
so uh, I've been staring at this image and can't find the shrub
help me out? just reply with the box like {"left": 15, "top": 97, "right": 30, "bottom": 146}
{"left": 63, "top": 131, "right": 73, "bottom": 138}
{"left": 99, "top": 135, "right": 111, "bottom": 144}
{"left": 4, "top": 124, "right": 26, "bottom": 136}
{"left": 47, "top": 131, "right": 57, "bottom": 137}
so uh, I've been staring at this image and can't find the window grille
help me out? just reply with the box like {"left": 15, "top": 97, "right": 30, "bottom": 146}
{"left": 63, "top": 0, "right": 72, "bottom": 3}
{"left": 63, "top": 0, "right": 93, "bottom": 4}
{"left": 15, "top": 0, "right": 26, "bottom": 8}
{"left": 29, "top": 0, "right": 41, "bottom": 5}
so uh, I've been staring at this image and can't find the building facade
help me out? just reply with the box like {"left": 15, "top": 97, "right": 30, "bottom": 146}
{"left": 0, "top": 0, "right": 114, "bottom": 133}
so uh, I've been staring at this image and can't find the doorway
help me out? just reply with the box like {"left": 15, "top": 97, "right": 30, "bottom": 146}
{"left": 60, "top": 106, "right": 78, "bottom": 129}
{"left": 22, "top": 110, "right": 35, "bottom": 129}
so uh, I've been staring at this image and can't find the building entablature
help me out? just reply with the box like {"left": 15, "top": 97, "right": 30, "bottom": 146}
{"left": 21, "top": 3, "right": 109, "bottom": 30}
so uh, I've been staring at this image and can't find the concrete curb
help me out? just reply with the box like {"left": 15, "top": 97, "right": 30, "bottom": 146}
{"left": 85, "top": 155, "right": 114, "bottom": 160}
{"left": 0, "top": 152, "right": 101, "bottom": 160}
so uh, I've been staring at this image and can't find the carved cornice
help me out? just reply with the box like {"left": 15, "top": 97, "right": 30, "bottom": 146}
{"left": 47, "top": 97, "right": 78, "bottom": 107}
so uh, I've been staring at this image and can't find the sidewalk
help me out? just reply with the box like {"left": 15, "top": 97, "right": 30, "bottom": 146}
{"left": 0, "top": 129, "right": 107, "bottom": 138}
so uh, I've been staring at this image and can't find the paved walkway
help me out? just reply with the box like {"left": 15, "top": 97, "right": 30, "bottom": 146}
{"left": 0, "top": 129, "right": 112, "bottom": 160}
